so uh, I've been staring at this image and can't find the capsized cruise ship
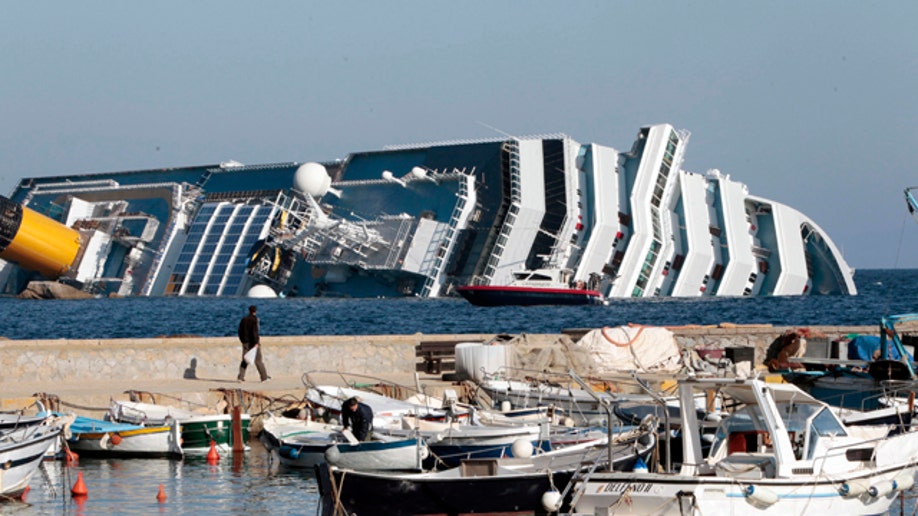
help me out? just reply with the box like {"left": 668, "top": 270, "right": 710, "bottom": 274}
{"left": 0, "top": 123, "right": 857, "bottom": 298}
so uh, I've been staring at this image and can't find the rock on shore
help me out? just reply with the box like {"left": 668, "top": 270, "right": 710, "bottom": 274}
{"left": 17, "top": 281, "right": 93, "bottom": 300}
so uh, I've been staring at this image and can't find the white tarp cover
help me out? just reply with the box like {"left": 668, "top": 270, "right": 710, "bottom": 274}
{"left": 574, "top": 326, "right": 682, "bottom": 373}
{"left": 455, "top": 343, "right": 511, "bottom": 382}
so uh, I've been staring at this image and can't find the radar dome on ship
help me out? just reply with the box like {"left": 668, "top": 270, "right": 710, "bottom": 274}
{"left": 294, "top": 162, "right": 332, "bottom": 197}
{"left": 247, "top": 284, "right": 277, "bottom": 298}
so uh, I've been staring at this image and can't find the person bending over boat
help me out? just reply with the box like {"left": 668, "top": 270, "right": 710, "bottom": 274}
{"left": 341, "top": 397, "right": 373, "bottom": 441}
{"left": 236, "top": 305, "right": 271, "bottom": 383}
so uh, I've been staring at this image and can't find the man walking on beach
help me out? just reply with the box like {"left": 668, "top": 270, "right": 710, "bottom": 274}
{"left": 237, "top": 305, "right": 270, "bottom": 382}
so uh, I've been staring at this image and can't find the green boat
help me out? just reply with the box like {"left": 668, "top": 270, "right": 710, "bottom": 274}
{"left": 108, "top": 400, "right": 251, "bottom": 451}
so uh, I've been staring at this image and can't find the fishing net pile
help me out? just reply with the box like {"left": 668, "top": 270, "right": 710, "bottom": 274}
{"left": 496, "top": 325, "right": 684, "bottom": 376}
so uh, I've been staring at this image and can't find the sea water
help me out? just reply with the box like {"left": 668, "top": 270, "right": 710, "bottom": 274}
{"left": 0, "top": 269, "right": 915, "bottom": 341}
{"left": 4, "top": 268, "right": 918, "bottom": 514}
{"left": 13, "top": 445, "right": 320, "bottom": 515}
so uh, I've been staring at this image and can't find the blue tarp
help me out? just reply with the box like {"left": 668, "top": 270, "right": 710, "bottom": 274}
{"left": 847, "top": 335, "right": 913, "bottom": 362}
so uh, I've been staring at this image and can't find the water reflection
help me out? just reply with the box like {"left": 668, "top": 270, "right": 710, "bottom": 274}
{"left": 15, "top": 442, "right": 319, "bottom": 515}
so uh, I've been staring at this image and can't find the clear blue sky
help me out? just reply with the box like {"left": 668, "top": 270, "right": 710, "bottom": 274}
{"left": 2, "top": 2, "right": 916, "bottom": 270}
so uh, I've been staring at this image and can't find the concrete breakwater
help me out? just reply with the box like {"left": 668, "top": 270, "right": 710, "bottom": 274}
{"left": 0, "top": 324, "right": 882, "bottom": 413}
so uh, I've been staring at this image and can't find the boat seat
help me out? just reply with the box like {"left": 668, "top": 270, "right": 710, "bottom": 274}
{"left": 727, "top": 430, "right": 770, "bottom": 454}
{"left": 715, "top": 453, "right": 776, "bottom": 480}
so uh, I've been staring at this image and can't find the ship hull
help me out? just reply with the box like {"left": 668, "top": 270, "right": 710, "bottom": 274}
{"left": 456, "top": 286, "right": 604, "bottom": 306}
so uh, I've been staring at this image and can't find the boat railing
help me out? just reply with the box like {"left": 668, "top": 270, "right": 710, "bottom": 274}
{"left": 812, "top": 431, "right": 918, "bottom": 475}
{"left": 568, "top": 370, "right": 619, "bottom": 472}
{"left": 477, "top": 366, "right": 647, "bottom": 425}
{"left": 879, "top": 379, "right": 918, "bottom": 400}
{"left": 629, "top": 371, "right": 674, "bottom": 473}
{"left": 300, "top": 369, "right": 473, "bottom": 424}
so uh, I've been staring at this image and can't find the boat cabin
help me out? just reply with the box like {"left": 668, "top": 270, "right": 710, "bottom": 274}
{"left": 677, "top": 379, "right": 884, "bottom": 479}
{"left": 510, "top": 268, "right": 575, "bottom": 288}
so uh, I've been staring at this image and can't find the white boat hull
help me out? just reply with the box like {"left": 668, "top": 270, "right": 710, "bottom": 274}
{"left": 325, "top": 438, "right": 429, "bottom": 471}
{"left": 0, "top": 426, "right": 61, "bottom": 497}
{"left": 573, "top": 466, "right": 917, "bottom": 515}
{"left": 69, "top": 423, "right": 183, "bottom": 458}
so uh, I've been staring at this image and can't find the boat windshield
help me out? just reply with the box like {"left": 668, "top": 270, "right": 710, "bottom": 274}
{"left": 778, "top": 402, "right": 846, "bottom": 460}
{"left": 709, "top": 402, "right": 846, "bottom": 460}
{"left": 709, "top": 406, "right": 768, "bottom": 457}
{"left": 777, "top": 403, "right": 846, "bottom": 437}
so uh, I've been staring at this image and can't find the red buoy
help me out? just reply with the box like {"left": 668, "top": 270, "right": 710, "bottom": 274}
{"left": 71, "top": 471, "right": 88, "bottom": 497}
{"left": 156, "top": 484, "right": 167, "bottom": 503}
{"left": 110, "top": 433, "right": 122, "bottom": 446}
{"left": 64, "top": 448, "right": 79, "bottom": 464}
{"left": 19, "top": 486, "right": 30, "bottom": 501}
{"left": 206, "top": 440, "right": 220, "bottom": 464}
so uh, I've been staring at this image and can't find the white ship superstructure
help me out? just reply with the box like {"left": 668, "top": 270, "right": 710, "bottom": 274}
{"left": 669, "top": 171, "right": 716, "bottom": 296}
{"left": 0, "top": 123, "right": 857, "bottom": 298}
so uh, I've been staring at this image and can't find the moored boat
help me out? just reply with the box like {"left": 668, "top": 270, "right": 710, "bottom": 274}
{"left": 66, "top": 415, "right": 183, "bottom": 459}
{"left": 0, "top": 415, "right": 63, "bottom": 498}
{"left": 374, "top": 416, "right": 550, "bottom": 469}
{"left": 315, "top": 424, "right": 657, "bottom": 516}
{"left": 567, "top": 376, "right": 918, "bottom": 515}
{"left": 324, "top": 436, "right": 429, "bottom": 471}
{"left": 108, "top": 399, "right": 251, "bottom": 452}
{"left": 259, "top": 413, "right": 349, "bottom": 469}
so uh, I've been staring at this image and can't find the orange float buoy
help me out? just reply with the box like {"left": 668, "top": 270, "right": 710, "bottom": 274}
{"left": 64, "top": 448, "right": 79, "bottom": 464}
{"left": 19, "top": 486, "right": 30, "bottom": 501}
{"left": 110, "top": 433, "right": 122, "bottom": 446}
{"left": 71, "top": 471, "right": 88, "bottom": 497}
{"left": 206, "top": 440, "right": 220, "bottom": 464}
{"left": 156, "top": 484, "right": 167, "bottom": 503}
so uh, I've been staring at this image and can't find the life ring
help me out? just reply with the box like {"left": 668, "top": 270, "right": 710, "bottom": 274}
{"left": 601, "top": 325, "right": 646, "bottom": 347}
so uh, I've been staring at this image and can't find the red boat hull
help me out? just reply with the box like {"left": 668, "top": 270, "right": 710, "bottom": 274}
{"left": 456, "top": 285, "right": 604, "bottom": 306}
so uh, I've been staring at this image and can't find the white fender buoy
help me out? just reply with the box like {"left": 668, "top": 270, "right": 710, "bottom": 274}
{"left": 541, "top": 490, "right": 562, "bottom": 512}
{"left": 744, "top": 485, "right": 778, "bottom": 507}
{"left": 869, "top": 480, "right": 896, "bottom": 498}
{"left": 417, "top": 443, "right": 430, "bottom": 460}
{"left": 324, "top": 445, "right": 341, "bottom": 464}
{"left": 894, "top": 473, "right": 915, "bottom": 492}
{"left": 511, "top": 439, "right": 534, "bottom": 458}
{"left": 500, "top": 401, "right": 511, "bottom": 412}
{"left": 839, "top": 479, "right": 870, "bottom": 497}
